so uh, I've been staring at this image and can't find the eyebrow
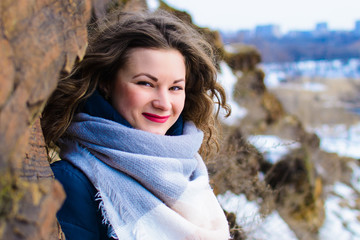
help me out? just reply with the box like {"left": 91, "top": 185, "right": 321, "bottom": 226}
{"left": 133, "top": 73, "right": 185, "bottom": 84}
{"left": 173, "top": 79, "right": 185, "bottom": 84}
{"left": 133, "top": 73, "right": 158, "bottom": 81}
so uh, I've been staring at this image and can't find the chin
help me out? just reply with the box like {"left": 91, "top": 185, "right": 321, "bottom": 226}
{"left": 150, "top": 130, "right": 167, "bottom": 135}
{"left": 140, "top": 127, "right": 167, "bottom": 135}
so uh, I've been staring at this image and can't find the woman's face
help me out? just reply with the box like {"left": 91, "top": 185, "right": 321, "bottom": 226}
{"left": 111, "top": 48, "right": 186, "bottom": 135}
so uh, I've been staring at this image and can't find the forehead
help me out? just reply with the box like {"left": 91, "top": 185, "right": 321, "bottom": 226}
{"left": 127, "top": 47, "right": 183, "bottom": 61}
{"left": 122, "top": 48, "right": 186, "bottom": 76}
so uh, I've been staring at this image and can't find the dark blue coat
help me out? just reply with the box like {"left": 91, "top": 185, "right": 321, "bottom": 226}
{"left": 51, "top": 160, "right": 112, "bottom": 239}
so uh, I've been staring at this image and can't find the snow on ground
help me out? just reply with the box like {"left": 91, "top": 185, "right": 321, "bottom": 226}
{"left": 307, "top": 123, "right": 360, "bottom": 159}
{"left": 264, "top": 71, "right": 286, "bottom": 87}
{"left": 146, "top": 0, "right": 159, "bottom": 10}
{"left": 247, "top": 135, "right": 300, "bottom": 163}
{"left": 261, "top": 59, "right": 360, "bottom": 92}
{"left": 319, "top": 182, "right": 360, "bottom": 240}
{"left": 218, "top": 191, "right": 298, "bottom": 240}
{"left": 264, "top": 73, "right": 328, "bottom": 92}
{"left": 348, "top": 161, "right": 360, "bottom": 192}
{"left": 264, "top": 70, "right": 327, "bottom": 92}
{"left": 217, "top": 61, "right": 247, "bottom": 125}
{"left": 261, "top": 59, "right": 360, "bottom": 81}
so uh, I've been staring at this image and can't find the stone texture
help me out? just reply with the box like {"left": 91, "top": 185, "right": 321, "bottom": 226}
{"left": 0, "top": 0, "right": 91, "bottom": 167}
{"left": 21, "top": 119, "right": 54, "bottom": 181}
{"left": 0, "top": 0, "right": 92, "bottom": 239}
{"left": 0, "top": 38, "right": 14, "bottom": 109}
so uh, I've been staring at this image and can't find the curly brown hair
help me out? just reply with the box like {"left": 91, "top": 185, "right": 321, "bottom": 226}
{"left": 41, "top": 10, "right": 230, "bottom": 158}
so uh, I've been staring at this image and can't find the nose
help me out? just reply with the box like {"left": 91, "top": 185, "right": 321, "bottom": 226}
{"left": 152, "top": 88, "right": 171, "bottom": 111}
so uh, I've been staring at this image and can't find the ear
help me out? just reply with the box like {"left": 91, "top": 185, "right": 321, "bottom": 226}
{"left": 98, "top": 81, "right": 112, "bottom": 100}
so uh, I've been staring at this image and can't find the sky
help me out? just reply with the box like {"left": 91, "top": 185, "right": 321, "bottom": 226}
{"left": 149, "top": 0, "right": 360, "bottom": 33}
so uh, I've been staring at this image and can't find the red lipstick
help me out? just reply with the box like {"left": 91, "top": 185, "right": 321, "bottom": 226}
{"left": 142, "top": 113, "right": 170, "bottom": 123}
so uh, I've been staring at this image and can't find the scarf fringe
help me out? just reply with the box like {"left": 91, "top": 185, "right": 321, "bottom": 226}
{"left": 95, "top": 191, "right": 119, "bottom": 239}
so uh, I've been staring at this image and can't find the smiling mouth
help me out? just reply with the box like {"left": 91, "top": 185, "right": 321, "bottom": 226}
{"left": 142, "top": 113, "right": 170, "bottom": 123}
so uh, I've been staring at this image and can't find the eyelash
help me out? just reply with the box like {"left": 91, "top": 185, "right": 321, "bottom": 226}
{"left": 136, "top": 81, "right": 183, "bottom": 91}
{"left": 137, "top": 81, "right": 153, "bottom": 87}
{"left": 170, "top": 86, "right": 183, "bottom": 91}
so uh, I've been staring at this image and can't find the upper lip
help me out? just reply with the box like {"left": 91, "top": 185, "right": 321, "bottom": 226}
{"left": 142, "top": 113, "right": 170, "bottom": 119}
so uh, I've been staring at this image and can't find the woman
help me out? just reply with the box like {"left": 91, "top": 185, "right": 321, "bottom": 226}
{"left": 42, "top": 10, "right": 231, "bottom": 240}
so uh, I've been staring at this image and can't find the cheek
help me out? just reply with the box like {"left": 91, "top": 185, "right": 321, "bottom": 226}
{"left": 114, "top": 86, "right": 144, "bottom": 111}
{"left": 124, "top": 92, "right": 144, "bottom": 108}
{"left": 175, "top": 94, "right": 186, "bottom": 113}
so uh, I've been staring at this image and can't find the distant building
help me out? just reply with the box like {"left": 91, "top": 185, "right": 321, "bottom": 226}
{"left": 285, "top": 30, "right": 312, "bottom": 38}
{"left": 315, "top": 22, "right": 328, "bottom": 35}
{"left": 255, "top": 24, "right": 281, "bottom": 38}
{"left": 355, "top": 20, "right": 360, "bottom": 35}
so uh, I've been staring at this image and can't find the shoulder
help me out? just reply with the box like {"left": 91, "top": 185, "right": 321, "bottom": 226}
{"left": 51, "top": 160, "right": 110, "bottom": 239}
{"left": 51, "top": 160, "right": 95, "bottom": 196}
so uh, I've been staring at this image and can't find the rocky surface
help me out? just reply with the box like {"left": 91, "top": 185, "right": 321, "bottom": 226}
{"left": 0, "top": 0, "right": 92, "bottom": 238}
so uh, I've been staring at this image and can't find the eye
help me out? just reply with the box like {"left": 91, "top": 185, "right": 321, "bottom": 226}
{"left": 137, "top": 81, "right": 153, "bottom": 87}
{"left": 169, "top": 86, "right": 184, "bottom": 91}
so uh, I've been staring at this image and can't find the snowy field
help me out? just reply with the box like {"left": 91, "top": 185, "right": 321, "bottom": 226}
{"left": 247, "top": 135, "right": 300, "bottom": 164}
{"left": 261, "top": 59, "right": 360, "bottom": 83}
{"left": 218, "top": 191, "right": 298, "bottom": 240}
{"left": 308, "top": 123, "right": 360, "bottom": 159}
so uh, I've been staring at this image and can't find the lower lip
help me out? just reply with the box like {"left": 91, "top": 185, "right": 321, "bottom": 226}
{"left": 142, "top": 113, "right": 170, "bottom": 123}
